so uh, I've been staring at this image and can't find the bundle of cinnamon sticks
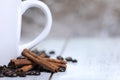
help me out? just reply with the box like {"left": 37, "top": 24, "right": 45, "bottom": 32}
{"left": 8, "top": 49, "right": 67, "bottom": 73}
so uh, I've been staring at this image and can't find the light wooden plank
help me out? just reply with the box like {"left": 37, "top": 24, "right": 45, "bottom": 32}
{"left": 52, "top": 38, "right": 120, "bottom": 80}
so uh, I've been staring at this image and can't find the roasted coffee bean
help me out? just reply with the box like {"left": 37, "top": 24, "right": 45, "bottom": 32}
{"left": 0, "top": 73, "right": 4, "bottom": 77}
{"left": 25, "top": 71, "right": 31, "bottom": 75}
{"left": 2, "top": 67, "right": 9, "bottom": 73}
{"left": 31, "top": 71, "right": 40, "bottom": 75}
{"left": 39, "top": 50, "right": 46, "bottom": 54}
{"left": 17, "top": 56, "right": 25, "bottom": 59}
{"left": 46, "top": 55, "right": 50, "bottom": 58}
{"left": 72, "top": 59, "right": 78, "bottom": 63}
{"left": 7, "top": 64, "right": 17, "bottom": 69}
{"left": 18, "top": 72, "right": 26, "bottom": 77}
{"left": 56, "top": 56, "right": 64, "bottom": 60}
{"left": 59, "top": 67, "right": 66, "bottom": 72}
{"left": 33, "top": 50, "right": 47, "bottom": 56}
{"left": 32, "top": 49, "right": 40, "bottom": 54}
{"left": 5, "top": 72, "right": 17, "bottom": 77}
{"left": 12, "top": 73, "right": 17, "bottom": 77}
{"left": 25, "top": 70, "right": 39, "bottom": 75}
{"left": 17, "top": 70, "right": 26, "bottom": 77}
{"left": 28, "top": 71, "right": 35, "bottom": 75}
{"left": 4, "top": 71, "right": 13, "bottom": 77}
{"left": 49, "top": 51, "right": 55, "bottom": 54}
{"left": 0, "top": 66, "right": 3, "bottom": 70}
{"left": 65, "top": 57, "right": 72, "bottom": 62}
{"left": 35, "top": 71, "right": 40, "bottom": 75}
{"left": 3, "top": 65, "right": 7, "bottom": 68}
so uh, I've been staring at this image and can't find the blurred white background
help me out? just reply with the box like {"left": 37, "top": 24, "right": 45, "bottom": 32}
{"left": 21, "top": 0, "right": 120, "bottom": 41}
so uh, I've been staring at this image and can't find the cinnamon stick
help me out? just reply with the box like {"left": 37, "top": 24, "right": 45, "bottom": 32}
{"left": 22, "top": 49, "right": 59, "bottom": 72}
{"left": 24, "top": 49, "right": 67, "bottom": 64}
{"left": 27, "top": 49, "right": 67, "bottom": 64}
{"left": 17, "top": 65, "right": 34, "bottom": 72}
{"left": 9, "top": 52, "right": 48, "bottom": 67}
{"left": 9, "top": 59, "right": 33, "bottom": 67}
{"left": 10, "top": 58, "right": 66, "bottom": 72}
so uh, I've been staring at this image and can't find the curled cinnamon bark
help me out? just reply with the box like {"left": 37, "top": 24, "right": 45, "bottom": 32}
{"left": 11, "top": 48, "right": 67, "bottom": 73}
{"left": 22, "top": 49, "right": 59, "bottom": 72}
{"left": 17, "top": 65, "right": 34, "bottom": 72}
{"left": 8, "top": 52, "right": 48, "bottom": 67}
{"left": 9, "top": 59, "right": 33, "bottom": 67}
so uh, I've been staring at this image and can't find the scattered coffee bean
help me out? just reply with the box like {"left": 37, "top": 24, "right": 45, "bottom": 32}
{"left": 25, "top": 71, "right": 31, "bottom": 75}
{"left": 56, "top": 56, "right": 64, "bottom": 60}
{"left": 65, "top": 57, "right": 72, "bottom": 62}
{"left": 4, "top": 71, "right": 17, "bottom": 77}
{"left": 29, "top": 71, "right": 35, "bottom": 75}
{"left": 2, "top": 66, "right": 9, "bottom": 72}
{"left": 59, "top": 67, "right": 66, "bottom": 72}
{"left": 32, "top": 71, "right": 40, "bottom": 75}
{"left": 26, "top": 70, "right": 40, "bottom": 75}
{"left": 0, "top": 73, "right": 4, "bottom": 77}
{"left": 32, "top": 49, "right": 46, "bottom": 55}
{"left": 46, "top": 55, "right": 50, "bottom": 58}
{"left": 12, "top": 73, "right": 17, "bottom": 77}
{"left": 0, "top": 49, "right": 68, "bottom": 77}
{"left": 72, "top": 59, "right": 78, "bottom": 63}
{"left": 18, "top": 72, "right": 26, "bottom": 77}
{"left": 32, "top": 49, "right": 40, "bottom": 54}
{"left": 0, "top": 66, "right": 3, "bottom": 70}
{"left": 35, "top": 71, "right": 41, "bottom": 75}
{"left": 49, "top": 51, "right": 55, "bottom": 54}
{"left": 8, "top": 63, "right": 18, "bottom": 69}
{"left": 17, "top": 56, "right": 25, "bottom": 59}
{"left": 4, "top": 71, "right": 13, "bottom": 77}
{"left": 31, "top": 71, "right": 36, "bottom": 75}
{"left": 39, "top": 50, "right": 46, "bottom": 54}
{"left": 3, "top": 65, "right": 7, "bottom": 68}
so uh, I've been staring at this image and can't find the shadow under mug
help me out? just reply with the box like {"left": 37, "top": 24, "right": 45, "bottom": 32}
{"left": 0, "top": 0, "right": 52, "bottom": 65}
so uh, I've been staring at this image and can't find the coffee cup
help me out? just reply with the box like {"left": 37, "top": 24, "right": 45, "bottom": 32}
{"left": 0, "top": 0, "right": 52, "bottom": 65}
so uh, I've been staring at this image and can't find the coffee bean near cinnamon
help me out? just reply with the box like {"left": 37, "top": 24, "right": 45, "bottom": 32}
{"left": 0, "top": 49, "right": 67, "bottom": 77}
{"left": 49, "top": 51, "right": 55, "bottom": 54}
{"left": 56, "top": 56, "right": 64, "bottom": 60}
{"left": 0, "top": 48, "right": 79, "bottom": 78}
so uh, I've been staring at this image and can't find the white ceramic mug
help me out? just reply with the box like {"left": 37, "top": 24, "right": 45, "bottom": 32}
{"left": 0, "top": 0, "right": 52, "bottom": 65}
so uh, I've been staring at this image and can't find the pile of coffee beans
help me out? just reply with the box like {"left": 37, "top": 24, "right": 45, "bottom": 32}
{"left": 0, "top": 49, "right": 77, "bottom": 77}
{"left": 0, "top": 65, "right": 23, "bottom": 77}
{"left": 0, "top": 64, "right": 51, "bottom": 77}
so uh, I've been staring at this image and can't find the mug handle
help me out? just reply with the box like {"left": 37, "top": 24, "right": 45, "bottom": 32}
{"left": 19, "top": 0, "right": 52, "bottom": 53}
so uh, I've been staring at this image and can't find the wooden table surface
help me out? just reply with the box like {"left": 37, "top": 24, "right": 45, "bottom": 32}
{"left": 2, "top": 38, "right": 120, "bottom": 80}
